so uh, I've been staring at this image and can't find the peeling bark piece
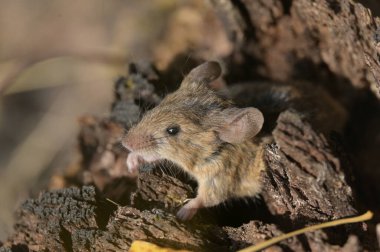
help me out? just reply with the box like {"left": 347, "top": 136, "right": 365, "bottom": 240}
{"left": 262, "top": 110, "right": 356, "bottom": 223}
{"left": 1, "top": 186, "right": 229, "bottom": 251}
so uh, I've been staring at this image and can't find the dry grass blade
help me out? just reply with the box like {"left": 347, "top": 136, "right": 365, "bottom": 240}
{"left": 238, "top": 211, "right": 374, "bottom": 252}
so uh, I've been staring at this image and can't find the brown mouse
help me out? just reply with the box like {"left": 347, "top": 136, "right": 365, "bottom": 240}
{"left": 122, "top": 61, "right": 265, "bottom": 220}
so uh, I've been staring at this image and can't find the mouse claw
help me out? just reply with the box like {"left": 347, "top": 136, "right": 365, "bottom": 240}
{"left": 176, "top": 198, "right": 202, "bottom": 221}
{"left": 182, "top": 198, "right": 192, "bottom": 204}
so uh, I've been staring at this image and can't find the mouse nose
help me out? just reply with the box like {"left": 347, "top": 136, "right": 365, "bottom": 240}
{"left": 122, "top": 131, "right": 155, "bottom": 152}
{"left": 122, "top": 134, "right": 135, "bottom": 152}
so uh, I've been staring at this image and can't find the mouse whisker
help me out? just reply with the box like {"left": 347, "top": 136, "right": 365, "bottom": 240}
{"left": 167, "top": 161, "right": 179, "bottom": 177}
{"left": 161, "top": 162, "right": 173, "bottom": 177}
{"left": 158, "top": 161, "right": 168, "bottom": 176}
{"left": 157, "top": 165, "right": 165, "bottom": 176}
{"left": 169, "top": 163, "right": 178, "bottom": 177}
{"left": 161, "top": 161, "right": 174, "bottom": 177}
{"left": 157, "top": 163, "right": 166, "bottom": 175}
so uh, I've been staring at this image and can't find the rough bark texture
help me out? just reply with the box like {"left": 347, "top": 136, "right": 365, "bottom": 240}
{"left": 262, "top": 110, "right": 356, "bottom": 223}
{"left": 212, "top": 0, "right": 380, "bottom": 98}
{"left": 2, "top": 0, "right": 380, "bottom": 251}
{"left": 0, "top": 186, "right": 228, "bottom": 251}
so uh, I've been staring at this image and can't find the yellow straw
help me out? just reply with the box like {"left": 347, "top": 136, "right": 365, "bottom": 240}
{"left": 238, "top": 211, "right": 373, "bottom": 252}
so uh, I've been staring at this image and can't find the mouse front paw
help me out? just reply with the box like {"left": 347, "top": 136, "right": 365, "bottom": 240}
{"left": 126, "top": 152, "right": 143, "bottom": 175}
{"left": 176, "top": 198, "right": 202, "bottom": 221}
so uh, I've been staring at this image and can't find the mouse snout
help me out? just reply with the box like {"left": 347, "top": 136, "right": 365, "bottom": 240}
{"left": 121, "top": 135, "right": 134, "bottom": 152}
{"left": 122, "top": 132, "right": 154, "bottom": 152}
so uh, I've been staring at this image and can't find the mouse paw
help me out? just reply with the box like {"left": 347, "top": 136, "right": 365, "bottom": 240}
{"left": 126, "top": 152, "right": 143, "bottom": 175}
{"left": 176, "top": 198, "right": 202, "bottom": 221}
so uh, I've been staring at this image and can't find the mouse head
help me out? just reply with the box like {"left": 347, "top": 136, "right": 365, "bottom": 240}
{"left": 122, "top": 61, "right": 264, "bottom": 173}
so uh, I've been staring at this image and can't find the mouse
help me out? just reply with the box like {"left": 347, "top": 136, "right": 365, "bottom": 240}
{"left": 122, "top": 61, "right": 266, "bottom": 220}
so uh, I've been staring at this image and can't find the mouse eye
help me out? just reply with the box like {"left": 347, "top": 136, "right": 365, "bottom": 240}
{"left": 166, "top": 125, "right": 180, "bottom": 136}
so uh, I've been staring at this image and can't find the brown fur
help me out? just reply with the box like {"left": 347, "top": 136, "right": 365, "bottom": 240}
{"left": 122, "top": 61, "right": 265, "bottom": 220}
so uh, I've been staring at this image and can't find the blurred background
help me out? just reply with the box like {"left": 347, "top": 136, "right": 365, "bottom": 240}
{"left": 0, "top": 0, "right": 232, "bottom": 239}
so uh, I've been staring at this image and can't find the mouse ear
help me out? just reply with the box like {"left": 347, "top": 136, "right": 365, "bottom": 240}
{"left": 181, "top": 61, "right": 222, "bottom": 88}
{"left": 215, "top": 107, "right": 264, "bottom": 144}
